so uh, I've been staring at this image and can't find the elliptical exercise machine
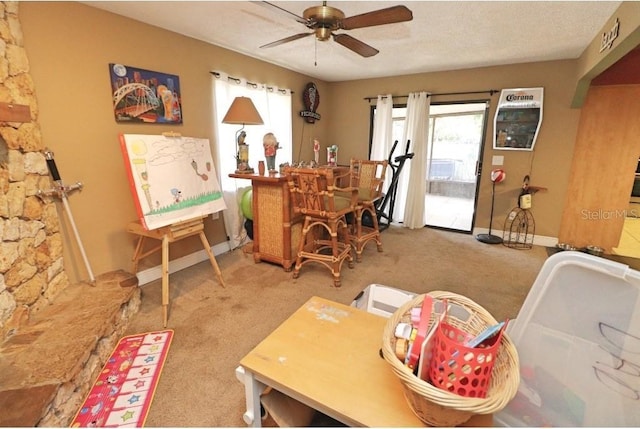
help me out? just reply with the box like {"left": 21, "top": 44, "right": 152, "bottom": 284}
{"left": 374, "top": 139, "right": 414, "bottom": 231}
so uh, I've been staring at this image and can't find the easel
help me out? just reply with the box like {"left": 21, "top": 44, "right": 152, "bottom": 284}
{"left": 127, "top": 216, "right": 225, "bottom": 327}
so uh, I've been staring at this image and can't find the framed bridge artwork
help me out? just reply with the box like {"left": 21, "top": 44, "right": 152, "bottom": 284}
{"left": 109, "top": 63, "right": 183, "bottom": 124}
{"left": 119, "top": 134, "right": 226, "bottom": 230}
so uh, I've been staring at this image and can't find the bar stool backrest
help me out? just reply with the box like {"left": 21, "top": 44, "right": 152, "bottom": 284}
{"left": 350, "top": 159, "right": 388, "bottom": 203}
{"left": 284, "top": 167, "right": 357, "bottom": 219}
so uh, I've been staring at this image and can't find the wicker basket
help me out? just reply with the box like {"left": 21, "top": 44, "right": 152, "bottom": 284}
{"left": 381, "top": 291, "right": 520, "bottom": 426}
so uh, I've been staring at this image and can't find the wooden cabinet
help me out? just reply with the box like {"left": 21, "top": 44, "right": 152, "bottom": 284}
{"left": 229, "top": 173, "right": 302, "bottom": 271}
{"left": 559, "top": 84, "right": 640, "bottom": 250}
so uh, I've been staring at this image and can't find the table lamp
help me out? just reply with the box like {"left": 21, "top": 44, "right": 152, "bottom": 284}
{"left": 222, "top": 96, "right": 264, "bottom": 174}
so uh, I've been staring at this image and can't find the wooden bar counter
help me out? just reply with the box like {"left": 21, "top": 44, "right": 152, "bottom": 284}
{"left": 230, "top": 172, "right": 302, "bottom": 271}
{"left": 230, "top": 166, "right": 350, "bottom": 271}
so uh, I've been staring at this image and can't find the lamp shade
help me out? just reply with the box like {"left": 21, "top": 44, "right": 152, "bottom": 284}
{"left": 221, "top": 97, "right": 264, "bottom": 125}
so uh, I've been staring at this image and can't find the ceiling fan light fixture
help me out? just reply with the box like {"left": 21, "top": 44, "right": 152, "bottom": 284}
{"left": 315, "top": 27, "right": 332, "bottom": 41}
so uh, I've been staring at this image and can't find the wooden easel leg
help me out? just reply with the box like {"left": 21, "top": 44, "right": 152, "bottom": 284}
{"left": 162, "top": 234, "right": 170, "bottom": 327}
{"left": 131, "top": 236, "right": 145, "bottom": 273}
{"left": 199, "top": 231, "right": 226, "bottom": 288}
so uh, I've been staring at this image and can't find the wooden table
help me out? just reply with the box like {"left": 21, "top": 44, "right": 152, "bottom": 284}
{"left": 127, "top": 216, "right": 225, "bottom": 327}
{"left": 237, "top": 296, "right": 492, "bottom": 427}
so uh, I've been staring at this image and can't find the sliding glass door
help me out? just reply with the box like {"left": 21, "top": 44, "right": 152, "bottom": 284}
{"left": 425, "top": 103, "right": 488, "bottom": 232}
{"left": 378, "top": 101, "right": 488, "bottom": 232}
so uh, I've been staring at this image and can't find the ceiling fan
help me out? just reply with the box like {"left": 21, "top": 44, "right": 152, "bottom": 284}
{"left": 257, "top": 1, "right": 413, "bottom": 58}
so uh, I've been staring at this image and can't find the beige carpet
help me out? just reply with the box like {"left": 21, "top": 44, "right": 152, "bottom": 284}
{"left": 124, "top": 226, "right": 549, "bottom": 427}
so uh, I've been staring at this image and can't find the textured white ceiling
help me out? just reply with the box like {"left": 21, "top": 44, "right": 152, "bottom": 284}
{"left": 84, "top": 1, "right": 623, "bottom": 82}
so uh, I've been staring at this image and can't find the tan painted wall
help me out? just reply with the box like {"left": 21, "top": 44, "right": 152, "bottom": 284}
{"left": 17, "top": 2, "right": 637, "bottom": 282}
{"left": 573, "top": 2, "right": 640, "bottom": 106}
{"left": 19, "top": 2, "right": 331, "bottom": 282}
{"left": 325, "top": 61, "right": 581, "bottom": 238}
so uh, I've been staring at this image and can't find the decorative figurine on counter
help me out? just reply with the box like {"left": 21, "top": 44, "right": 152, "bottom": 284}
{"left": 327, "top": 145, "right": 338, "bottom": 166}
{"left": 279, "top": 162, "right": 290, "bottom": 175}
{"left": 236, "top": 131, "right": 250, "bottom": 172}
{"left": 238, "top": 131, "right": 246, "bottom": 145}
{"left": 313, "top": 138, "right": 320, "bottom": 165}
{"left": 263, "top": 132, "right": 280, "bottom": 171}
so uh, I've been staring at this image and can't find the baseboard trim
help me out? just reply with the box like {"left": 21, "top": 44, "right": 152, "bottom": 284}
{"left": 136, "top": 241, "right": 232, "bottom": 286}
{"left": 472, "top": 228, "right": 558, "bottom": 248}
{"left": 136, "top": 229, "right": 558, "bottom": 286}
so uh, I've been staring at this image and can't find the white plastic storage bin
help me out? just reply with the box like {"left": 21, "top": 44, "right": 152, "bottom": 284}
{"left": 495, "top": 251, "right": 640, "bottom": 427}
{"left": 351, "top": 284, "right": 415, "bottom": 318}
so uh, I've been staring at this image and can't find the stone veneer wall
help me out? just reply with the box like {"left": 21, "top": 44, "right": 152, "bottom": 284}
{"left": 0, "top": 4, "right": 141, "bottom": 426}
{"left": 0, "top": 2, "right": 70, "bottom": 341}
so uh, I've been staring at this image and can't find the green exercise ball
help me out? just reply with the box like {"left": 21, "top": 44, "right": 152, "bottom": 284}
{"left": 241, "top": 188, "right": 253, "bottom": 220}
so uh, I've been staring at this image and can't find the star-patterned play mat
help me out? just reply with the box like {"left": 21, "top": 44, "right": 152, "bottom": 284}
{"left": 71, "top": 330, "right": 173, "bottom": 427}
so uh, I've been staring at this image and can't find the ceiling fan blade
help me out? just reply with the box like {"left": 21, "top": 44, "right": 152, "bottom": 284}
{"left": 260, "top": 33, "right": 313, "bottom": 49}
{"left": 340, "top": 5, "right": 413, "bottom": 30}
{"left": 254, "top": 1, "right": 309, "bottom": 25}
{"left": 332, "top": 34, "right": 379, "bottom": 58}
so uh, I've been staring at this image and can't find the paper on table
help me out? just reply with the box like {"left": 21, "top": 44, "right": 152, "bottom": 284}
{"left": 417, "top": 301, "right": 447, "bottom": 381}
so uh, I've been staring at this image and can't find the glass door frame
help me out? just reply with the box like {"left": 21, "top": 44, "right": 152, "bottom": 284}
{"left": 369, "top": 99, "right": 492, "bottom": 233}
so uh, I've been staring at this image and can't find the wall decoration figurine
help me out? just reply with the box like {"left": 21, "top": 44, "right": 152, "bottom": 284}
{"left": 263, "top": 132, "right": 280, "bottom": 171}
{"left": 300, "top": 82, "right": 321, "bottom": 124}
{"left": 109, "top": 63, "right": 183, "bottom": 124}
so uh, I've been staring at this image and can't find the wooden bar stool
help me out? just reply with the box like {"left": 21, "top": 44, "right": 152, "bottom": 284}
{"left": 340, "top": 159, "right": 388, "bottom": 262}
{"left": 284, "top": 167, "right": 358, "bottom": 287}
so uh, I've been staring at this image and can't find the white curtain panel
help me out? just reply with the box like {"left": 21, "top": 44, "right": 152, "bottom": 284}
{"left": 212, "top": 72, "right": 292, "bottom": 250}
{"left": 371, "top": 94, "right": 394, "bottom": 160}
{"left": 399, "top": 92, "right": 430, "bottom": 229}
{"left": 370, "top": 94, "right": 394, "bottom": 195}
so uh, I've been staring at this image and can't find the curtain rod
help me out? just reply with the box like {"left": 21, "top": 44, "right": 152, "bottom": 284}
{"left": 210, "top": 71, "right": 293, "bottom": 94}
{"left": 363, "top": 89, "right": 499, "bottom": 102}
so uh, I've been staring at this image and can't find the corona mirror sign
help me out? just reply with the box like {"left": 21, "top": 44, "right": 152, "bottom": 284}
{"left": 494, "top": 88, "right": 543, "bottom": 151}
{"left": 300, "top": 82, "right": 321, "bottom": 124}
